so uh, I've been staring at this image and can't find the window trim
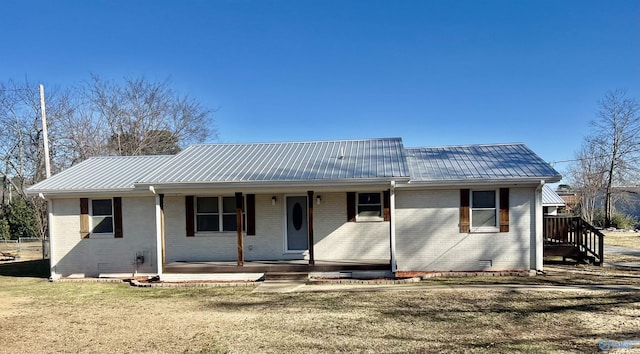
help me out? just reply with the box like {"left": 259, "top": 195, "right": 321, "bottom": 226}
{"left": 194, "top": 195, "right": 246, "bottom": 235}
{"left": 356, "top": 192, "right": 384, "bottom": 222}
{"left": 470, "top": 189, "right": 500, "bottom": 233}
{"left": 89, "top": 198, "right": 115, "bottom": 237}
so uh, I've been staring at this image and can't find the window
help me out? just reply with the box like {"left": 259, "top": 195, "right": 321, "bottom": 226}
{"left": 222, "top": 197, "right": 245, "bottom": 231}
{"left": 471, "top": 190, "right": 497, "bottom": 231}
{"left": 357, "top": 192, "right": 382, "bottom": 221}
{"left": 196, "top": 197, "right": 219, "bottom": 232}
{"left": 195, "top": 196, "right": 245, "bottom": 233}
{"left": 91, "top": 199, "right": 113, "bottom": 234}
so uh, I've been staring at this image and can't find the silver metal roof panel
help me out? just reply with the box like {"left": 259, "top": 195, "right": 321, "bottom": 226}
{"left": 405, "top": 143, "right": 561, "bottom": 182}
{"left": 542, "top": 184, "right": 566, "bottom": 206}
{"left": 139, "top": 138, "right": 410, "bottom": 184}
{"left": 27, "top": 155, "right": 172, "bottom": 193}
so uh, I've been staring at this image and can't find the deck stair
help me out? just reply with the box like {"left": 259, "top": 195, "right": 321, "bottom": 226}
{"left": 543, "top": 216, "right": 604, "bottom": 265}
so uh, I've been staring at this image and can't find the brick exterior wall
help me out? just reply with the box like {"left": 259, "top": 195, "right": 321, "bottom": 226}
{"left": 49, "top": 186, "right": 538, "bottom": 276}
{"left": 164, "top": 192, "right": 390, "bottom": 262}
{"left": 50, "top": 197, "right": 157, "bottom": 277}
{"left": 395, "top": 187, "right": 535, "bottom": 271}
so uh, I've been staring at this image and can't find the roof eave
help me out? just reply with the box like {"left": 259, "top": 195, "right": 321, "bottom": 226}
{"left": 397, "top": 175, "right": 562, "bottom": 188}
{"left": 135, "top": 177, "right": 411, "bottom": 190}
{"left": 26, "top": 187, "right": 141, "bottom": 198}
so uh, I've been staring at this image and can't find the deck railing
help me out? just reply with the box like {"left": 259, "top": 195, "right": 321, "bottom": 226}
{"left": 543, "top": 215, "right": 604, "bottom": 265}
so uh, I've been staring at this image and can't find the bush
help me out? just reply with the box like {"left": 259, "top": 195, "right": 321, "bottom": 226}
{"left": 4, "top": 198, "right": 38, "bottom": 239}
{"left": 0, "top": 218, "right": 10, "bottom": 240}
{"left": 592, "top": 209, "right": 639, "bottom": 230}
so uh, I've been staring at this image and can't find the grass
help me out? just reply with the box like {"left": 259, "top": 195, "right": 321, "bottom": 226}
{"left": 604, "top": 231, "right": 640, "bottom": 249}
{"left": 1, "top": 261, "right": 640, "bottom": 353}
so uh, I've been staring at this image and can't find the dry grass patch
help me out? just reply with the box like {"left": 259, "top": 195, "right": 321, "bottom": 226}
{"left": 604, "top": 231, "right": 640, "bottom": 249}
{"left": 1, "top": 269, "right": 640, "bottom": 353}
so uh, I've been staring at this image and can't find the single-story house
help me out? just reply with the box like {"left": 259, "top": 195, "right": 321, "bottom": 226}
{"left": 27, "top": 138, "right": 561, "bottom": 280}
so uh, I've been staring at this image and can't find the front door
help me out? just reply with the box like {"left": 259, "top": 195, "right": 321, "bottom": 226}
{"left": 286, "top": 196, "right": 308, "bottom": 251}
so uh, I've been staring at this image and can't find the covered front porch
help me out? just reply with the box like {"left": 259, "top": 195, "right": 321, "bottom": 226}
{"left": 152, "top": 186, "right": 399, "bottom": 278}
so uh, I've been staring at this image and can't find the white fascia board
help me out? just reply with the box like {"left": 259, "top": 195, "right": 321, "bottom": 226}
{"left": 543, "top": 202, "right": 566, "bottom": 207}
{"left": 134, "top": 177, "right": 411, "bottom": 191}
{"left": 28, "top": 189, "right": 154, "bottom": 199}
{"left": 396, "top": 176, "right": 562, "bottom": 189}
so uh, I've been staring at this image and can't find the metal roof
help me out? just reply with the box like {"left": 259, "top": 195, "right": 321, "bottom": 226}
{"left": 138, "top": 138, "right": 410, "bottom": 184}
{"left": 27, "top": 155, "right": 172, "bottom": 193}
{"left": 27, "top": 139, "right": 563, "bottom": 194}
{"left": 542, "top": 185, "right": 566, "bottom": 206}
{"left": 405, "top": 143, "right": 561, "bottom": 182}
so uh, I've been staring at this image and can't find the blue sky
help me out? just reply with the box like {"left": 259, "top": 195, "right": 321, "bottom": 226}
{"left": 1, "top": 0, "right": 639, "bottom": 181}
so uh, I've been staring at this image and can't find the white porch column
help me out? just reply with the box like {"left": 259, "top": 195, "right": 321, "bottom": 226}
{"left": 390, "top": 181, "right": 397, "bottom": 273}
{"left": 535, "top": 181, "right": 545, "bottom": 272}
{"left": 154, "top": 193, "right": 163, "bottom": 277}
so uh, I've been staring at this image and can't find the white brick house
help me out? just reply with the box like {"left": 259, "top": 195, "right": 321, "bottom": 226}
{"left": 27, "top": 138, "right": 560, "bottom": 280}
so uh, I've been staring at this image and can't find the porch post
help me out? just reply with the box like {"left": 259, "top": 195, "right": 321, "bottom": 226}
{"left": 389, "top": 181, "right": 397, "bottom": 273}
{"left": 235, "top": 192, "right": 244, "bottom": 266}
{"left": 159, "top": 194, "right": 166, "bottom": 266}
{"left": 307, "top": 190, "right": 315, "bottom": 265}
{"left": 154, "top": 193, "right": 164, "bottom": 277}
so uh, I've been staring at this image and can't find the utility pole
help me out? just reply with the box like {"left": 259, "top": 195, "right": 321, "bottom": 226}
{"left": 39, "top": 84, "right": 51, "bottom": 261}
{"left": 39, "top": 84, "right": 51, "bottom": 179}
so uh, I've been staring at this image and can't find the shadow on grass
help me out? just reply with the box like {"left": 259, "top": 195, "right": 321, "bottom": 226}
{"left": 0, "top": 259, "right": 50, "bottom": 278}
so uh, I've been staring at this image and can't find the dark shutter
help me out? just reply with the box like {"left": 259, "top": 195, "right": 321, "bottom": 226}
{"left": 383, "top": 190, "right": 391, "bottom": 222}
{"left": 80, "top": 198, "right": 90, "bottom": 239}
{"left": 246, "top": 194, "right": 256, "bottom": 236}
{"left": 113, "top": 197, "right": 123, "bottom": 238}
{"left": 460, "top": 189, "right": 470, "bottom": 233}
{"left": 499, "top": 188, "right": 509, "bottom": 232}
{"left": 185, "top": 196, "right": 195, "bottom": 237}
{"left": 347, "top": 192, "right": 356, "bottom": 222}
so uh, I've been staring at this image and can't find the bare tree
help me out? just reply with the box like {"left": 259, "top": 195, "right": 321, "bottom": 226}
{"left": 587, "top": 90, "right": 640, "bottom": 227}
{"left": 0, "top": 79, "right": 69, "bottom": 240}
{"left": 82, "top": 75, "right": 215, "bottom": 156}
{"left": 566, "top": 143, "right": 607, "bottom": 224}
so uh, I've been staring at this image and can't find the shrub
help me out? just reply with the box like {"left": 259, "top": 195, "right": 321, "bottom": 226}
{"left": 5, "top": 198, "right": 38, "bottom": 239}
{"left": 592, "top": 209, "right": 639, "bottom": 230}
{"left": 0, "top": 218, "right": 10, "bottom": 240}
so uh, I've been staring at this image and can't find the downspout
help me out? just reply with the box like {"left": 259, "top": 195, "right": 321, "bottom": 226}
{"left": 535, "top": 180, "right": 545, "bottom": 272}
{"left": 390, "top": 181, "right": 397, "bottom": 273}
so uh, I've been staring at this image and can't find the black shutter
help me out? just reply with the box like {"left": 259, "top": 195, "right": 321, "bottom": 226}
{"left": 113, "top": 197, "right": 123, "bottom": 238}
{"left": 185, "top": 196, "right": 195, "bottom": 237}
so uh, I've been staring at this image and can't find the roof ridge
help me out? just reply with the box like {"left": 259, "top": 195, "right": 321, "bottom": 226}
{"left": 405, "top": 142, "right": 525, "bottom": 150}
{"left": 186, "top": 137, "right": 404, "bottom": 147}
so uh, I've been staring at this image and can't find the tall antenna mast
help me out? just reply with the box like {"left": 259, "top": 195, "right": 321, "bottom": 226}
{"left": 39, "top": 84, "right": 51, "bottom": 178}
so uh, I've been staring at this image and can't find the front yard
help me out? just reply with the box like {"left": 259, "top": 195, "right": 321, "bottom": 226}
{"left": 1, "top": 261, "right": 639, "bottom": 353}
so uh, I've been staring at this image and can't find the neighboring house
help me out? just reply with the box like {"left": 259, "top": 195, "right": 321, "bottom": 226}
{"left": 27, "top": 138, "right": 561, "bottom": 280}
{"left": 542, "top": 185, "right": 565, "bottom": 215}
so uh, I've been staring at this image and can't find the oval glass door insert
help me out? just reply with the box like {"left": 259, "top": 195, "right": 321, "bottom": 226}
{"left": 292, "top": 203, "right": 303, "bottom": 230}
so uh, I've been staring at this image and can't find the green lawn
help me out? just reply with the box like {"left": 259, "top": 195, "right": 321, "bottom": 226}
{"left": 1, "top": 261, "right": 639, "bottom": 353}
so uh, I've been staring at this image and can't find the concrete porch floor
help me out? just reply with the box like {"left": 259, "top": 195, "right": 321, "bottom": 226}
{"left": 162, "top": 259, "right": 391, "bottom": 274}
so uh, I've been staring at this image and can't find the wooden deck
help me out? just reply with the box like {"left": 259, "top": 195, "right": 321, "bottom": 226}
{"left": 163, "top": 259, "right": 391, "bottom": 274}
{"left": 543, "top": 216, "right": 604, "bottom": 265}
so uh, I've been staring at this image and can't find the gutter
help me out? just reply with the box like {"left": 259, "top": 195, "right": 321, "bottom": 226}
{"left": 395, "top": 176, "right": 562, "bottom": 188}
{"left": 133, "top": 177, "right": 412, "bottom": 191}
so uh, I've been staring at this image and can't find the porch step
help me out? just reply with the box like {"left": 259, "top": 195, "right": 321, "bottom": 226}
{"left": 264, "top": 272, "right": 309, "bottom": 281}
